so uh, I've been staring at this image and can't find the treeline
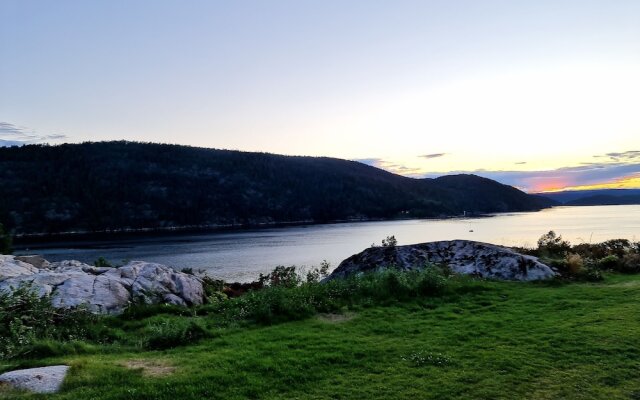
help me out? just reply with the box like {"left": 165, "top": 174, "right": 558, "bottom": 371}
{"left": 0, "top": 141, "right": 554, "bottom": 236}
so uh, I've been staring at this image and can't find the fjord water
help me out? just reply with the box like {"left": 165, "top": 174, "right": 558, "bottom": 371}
{"left": 16, "top": 205, "right": 640, "bottom": 282}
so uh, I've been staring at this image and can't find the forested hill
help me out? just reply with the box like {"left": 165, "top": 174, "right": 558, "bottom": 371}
{"left": 0, "top": 142, "right": 555, "bottom": 235}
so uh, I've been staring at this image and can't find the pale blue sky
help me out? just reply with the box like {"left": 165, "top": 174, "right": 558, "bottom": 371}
{"left": 1, "top": 0, "right": 639, "bottom": 191}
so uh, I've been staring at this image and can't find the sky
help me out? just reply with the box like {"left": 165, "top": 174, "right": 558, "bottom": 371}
{"left": 1, "top": 0, "right": 639, "bottom": 192}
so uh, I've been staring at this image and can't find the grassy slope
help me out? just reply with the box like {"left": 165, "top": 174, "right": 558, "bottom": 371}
{"left": 3, "top": 275, "right": 640, "bottom": 400}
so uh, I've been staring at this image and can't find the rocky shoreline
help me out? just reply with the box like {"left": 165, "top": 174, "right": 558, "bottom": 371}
{"left": 0, "top": 240, "right": 557, "bottom": 316}
{"left": 0, "top": 255, "right": 204, "bottom": 314}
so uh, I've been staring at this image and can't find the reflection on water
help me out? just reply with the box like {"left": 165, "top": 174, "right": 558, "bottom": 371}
{"left": 15, "top": 205, "right": 640, "bottom": 282}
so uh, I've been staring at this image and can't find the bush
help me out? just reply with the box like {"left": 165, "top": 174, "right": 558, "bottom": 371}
{"left": 565, "top": 254, "right": 584, "bottom": 275}
{"left": 0, "top": 283, "right": 97, "bottom": 359}
{"left": 620, "top": 253, "right": 640, "bottom": 274}
{"left": 416, "top": 267, "right": 448, "bottom": 296}
{"left": 382, "top": 235, "right": 398, "bottom": 247}
{"left": 305, "top": 260, "right": 331, "bottom": 283}
{"left": 142, "top": 319, "right": 210, "bottom": 350}
{"left": 228, "top": 266, "right": 447, "bottom": 324}
{"left": 94, "top": 257, "right": 113, "bottom": 268}
{"left": 573, "top": 240, "right": 632, "bottom": 259}
{"left": 200, "top": 276, "right": 228, "bottom": 304}
{"left": 600, "top": 239, "right": 632, "bottom": 258}
{"left": 537, "top": 231, "right": 571, "bottom": 257}
{"left": 598, "top": 255, "right": 620, "bottom": 271}
{"left": 207, "top": 266, "right": 450, "bottom": 326}
{"left": 259, "top": 266, "right": 300, "bottom": 288}
{"left": 578, "top": 263, "right": 603, "bottom": 282}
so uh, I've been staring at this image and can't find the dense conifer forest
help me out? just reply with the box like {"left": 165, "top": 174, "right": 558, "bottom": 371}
{"left": 0, "top": 142, "right": 554, "bottom": 236}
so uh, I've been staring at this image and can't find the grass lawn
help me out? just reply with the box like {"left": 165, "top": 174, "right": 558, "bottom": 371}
{"left": 3, "top": 274, "right": 640, "bottom": 399}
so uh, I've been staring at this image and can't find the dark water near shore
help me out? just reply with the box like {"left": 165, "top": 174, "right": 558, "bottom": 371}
{"left": 15, "top": 205, "right": 640, "bottom": 282}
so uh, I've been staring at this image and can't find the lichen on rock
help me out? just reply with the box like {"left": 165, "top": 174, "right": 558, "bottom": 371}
{"left": 328, "top": 240, "right": 556, "bottom": 281}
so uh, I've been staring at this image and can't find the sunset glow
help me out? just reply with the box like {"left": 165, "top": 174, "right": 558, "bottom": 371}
{"left": 538, "top": 173, "right": 640, "bottom": 193}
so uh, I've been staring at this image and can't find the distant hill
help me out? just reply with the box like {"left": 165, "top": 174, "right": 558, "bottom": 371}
{"left": 0, "top": 142, "right": 555, "bottom": 236}
{"left": 540, "top": 189, "right": 640, "bottom": 206}
{"left": 566, "top": 194, "right": 640, "bottom": 206}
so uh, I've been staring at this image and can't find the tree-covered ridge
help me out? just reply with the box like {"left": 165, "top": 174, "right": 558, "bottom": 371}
{"left": 0, "top": 142, "right": 554, "bottom": 235}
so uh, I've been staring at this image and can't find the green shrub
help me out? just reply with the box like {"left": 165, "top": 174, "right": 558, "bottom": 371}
{"left": 620, "top": 253, "right": 640, "bottom": 274}
{"left": 382, "top": 235, "right": 398, "bottom": 247}
{"left": 94, "top": 257, "right": 113, "bottom": 268}
{"left": 537, "top": 231, "right": 571, "bottom": 257}
{"left": 416, "top": 267, "right": 448, "bottom": 296}
{"left": 601, "top": 239, "right": 632, "bottom": 257}
{"left": 200, "top": 276, "right": 228, "bottom": 304}
{"left": 0, "top": 283, "right": 98, "bottom": 359}
{"left": 578, "top": 263, "right": 604, "bottom": 282}
{"left": 598, "top": 255, "right": 620, "bottom": 270}
{"left": 259, "top": 265, "right": 300, "bottom": 288}
{"left": 142, "top": 319, "right": 210, "bottom": 350}
{"left": 305, "top": 260, "right": 331, "bottom": 283}
{"left": 205, "top": 266, "right": 449, "bottom": 326}
{"left": 273, "top": 268, "right": 443, "bottom": 323}
{"left": 545, "top": 258, "right": 569, "bottom": 274}
{"left": 573, "top": 240, "right": 632, "bottom": 259}
{"left": 379, "top": 270, "right": 410, "bottom": 301}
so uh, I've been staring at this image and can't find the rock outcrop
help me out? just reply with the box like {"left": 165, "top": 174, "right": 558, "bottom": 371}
{"left": 0, "top": 365, "right": 69, "bottom": 394}
{"left": 0, "top": 256, "right": 204, "bottom": 314}
{"left": 328, "top": 240, "right": 556, "bottom": 281}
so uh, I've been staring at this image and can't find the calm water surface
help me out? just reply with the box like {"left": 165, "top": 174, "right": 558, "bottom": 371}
{"left": 15, "top": 205, "right": 640, "bottom": 282}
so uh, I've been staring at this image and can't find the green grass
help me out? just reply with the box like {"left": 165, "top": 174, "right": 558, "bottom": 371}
{"left": 3, "top": 274, "right": 640, "bottom": 399}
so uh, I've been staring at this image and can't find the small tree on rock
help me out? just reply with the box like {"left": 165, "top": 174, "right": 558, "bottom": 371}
{"left": 382, "top": 235, "right": 398, "bottom": 248}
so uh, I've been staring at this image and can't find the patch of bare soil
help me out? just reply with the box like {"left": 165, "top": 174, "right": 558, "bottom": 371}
{"left": 121, "top": 359, "right": 176, "bottom": 377}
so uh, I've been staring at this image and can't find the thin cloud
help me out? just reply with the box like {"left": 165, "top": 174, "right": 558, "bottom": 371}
{"left": 0, "top": 122, "right": 67, "bottom": 146}
{"left": 515, "top": 161, "right": 527, "bottom": 165}
{"left": 354, "top": 158, "right": 424, "bottom": 176}
{"left": 593, "top": 150, "right": 640, "bottom": 162}
{"left": 419, "top": 153, "right": 447, "bottom": 159}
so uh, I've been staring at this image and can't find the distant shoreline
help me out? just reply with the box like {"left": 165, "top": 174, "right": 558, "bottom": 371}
{"left": 13, "top": 212, "right": 500, "bottom": 247}
{"left": 15, "top": 203, "right": 640, "bottom": 248}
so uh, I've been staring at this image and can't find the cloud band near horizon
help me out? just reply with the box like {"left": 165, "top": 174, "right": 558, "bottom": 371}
{"left": 0, "top": 122, "right": 67, "bottom": 147}
{"left": 356, "top": 154, "right": 640, "bottom": 193}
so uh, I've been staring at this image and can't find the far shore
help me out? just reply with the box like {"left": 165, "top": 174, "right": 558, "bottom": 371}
{"left": 13, "top": 210, "right": 507, "bottom": 247}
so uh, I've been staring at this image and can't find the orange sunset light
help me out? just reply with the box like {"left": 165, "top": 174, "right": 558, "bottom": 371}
{"left": 538, "top": 173, "right": 640, "bottom": 193}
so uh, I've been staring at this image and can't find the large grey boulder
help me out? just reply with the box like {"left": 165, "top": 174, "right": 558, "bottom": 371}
{"left": 329, "top": 240, "right": 556, "bottom": 281}
{"left": 0, "top": 257, "right": 205, "bottom": 314}
{"left": 15, "top": 255, "right": 50, "bottom": 269}
{"left": 0, "top": 365, "right": 69, "bottom": 394}
{"left": 0, "top": 255, "right": 39, "bottom": 280}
